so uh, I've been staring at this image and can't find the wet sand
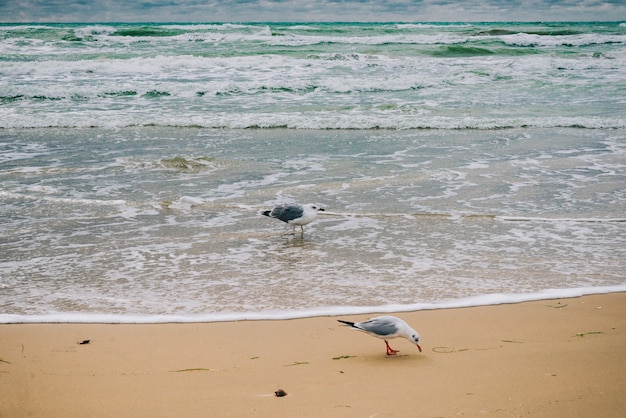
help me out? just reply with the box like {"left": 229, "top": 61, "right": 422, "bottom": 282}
{"left": 1, "top": 292, "right": 625, "bottom": 417}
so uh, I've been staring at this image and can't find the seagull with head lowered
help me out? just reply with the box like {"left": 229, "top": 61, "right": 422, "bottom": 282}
{"left": 261, "top": 203, "right": 325, "bottom": 235}
{"left": 337, "top": 315, "right": 422, "bottom": 356}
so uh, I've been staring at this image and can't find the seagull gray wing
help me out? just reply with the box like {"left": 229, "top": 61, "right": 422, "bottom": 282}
{"left": 357, "top": 317, "right": 400, "bottom": 337}
{"left": 270, "top": 204, "right": 304, "bottom": 222}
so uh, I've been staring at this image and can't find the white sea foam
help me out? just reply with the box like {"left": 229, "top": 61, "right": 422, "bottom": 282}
{"left": 168, "top": 196, "right": 205, "bottom": 210}
{"left": 73, "top": 25, "right": 117, "bottom": 38}
{"left": 2, "top": 110, "right": 624, "bottom": 130}
{"left": 2, "top": 285, "right": 625, "bottom": 324}
{"left": 2, "top": 22, "right": 624, "bottom": 130}
{"left": 501, "top": 33, "right": 626, "bottom": 47}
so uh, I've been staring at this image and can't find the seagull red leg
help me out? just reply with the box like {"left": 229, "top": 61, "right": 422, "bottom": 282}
{"left": 384, "top": 340, "right": 399, "bottom": 355}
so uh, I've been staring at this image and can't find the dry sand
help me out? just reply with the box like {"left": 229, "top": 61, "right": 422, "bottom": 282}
{"left": 1, "top": 292, "right": 625, "bottom": 417}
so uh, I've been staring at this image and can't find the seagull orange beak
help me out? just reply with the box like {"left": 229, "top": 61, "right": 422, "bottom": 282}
{"left": 416, "top": 344, "right": 422, "bottom": 352}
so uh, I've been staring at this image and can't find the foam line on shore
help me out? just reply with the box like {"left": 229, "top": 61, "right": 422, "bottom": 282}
{"left": 2, "top": 285, "right": 625, "bottom": 324}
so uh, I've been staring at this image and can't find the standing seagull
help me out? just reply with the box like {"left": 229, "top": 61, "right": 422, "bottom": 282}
{"left": 262, "top": 203, "right": 324, "bottom": 235}
{"left": 337, "top": 315, "right": 422, "bottom": 355}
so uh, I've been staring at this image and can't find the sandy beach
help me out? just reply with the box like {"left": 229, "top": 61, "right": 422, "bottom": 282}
{"left": 1, "top": 292, "right": 625, "bottom": 417}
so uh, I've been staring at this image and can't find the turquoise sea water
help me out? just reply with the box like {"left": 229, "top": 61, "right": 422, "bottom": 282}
{"left": 1, "top": 22, "right": 625, "bottom": 322}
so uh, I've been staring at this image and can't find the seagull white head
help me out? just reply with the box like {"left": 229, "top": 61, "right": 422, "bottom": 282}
{"left": 391, "top": 321, "right": 421, "bottom": 352}
{"left": 408, "top": 329, "right": 422, "bottom": 352}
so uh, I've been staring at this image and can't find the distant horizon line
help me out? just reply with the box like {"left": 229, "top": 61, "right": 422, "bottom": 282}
{"left": 1, "top": 20, "right": 624, "bottom": 25}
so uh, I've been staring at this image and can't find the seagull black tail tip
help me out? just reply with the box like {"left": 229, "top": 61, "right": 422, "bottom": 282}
{"left": 261, "top": 210, "right": 271, "bottom": 217}
{"left": 337, "top": 319, "right": 356, "bottom": 327}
